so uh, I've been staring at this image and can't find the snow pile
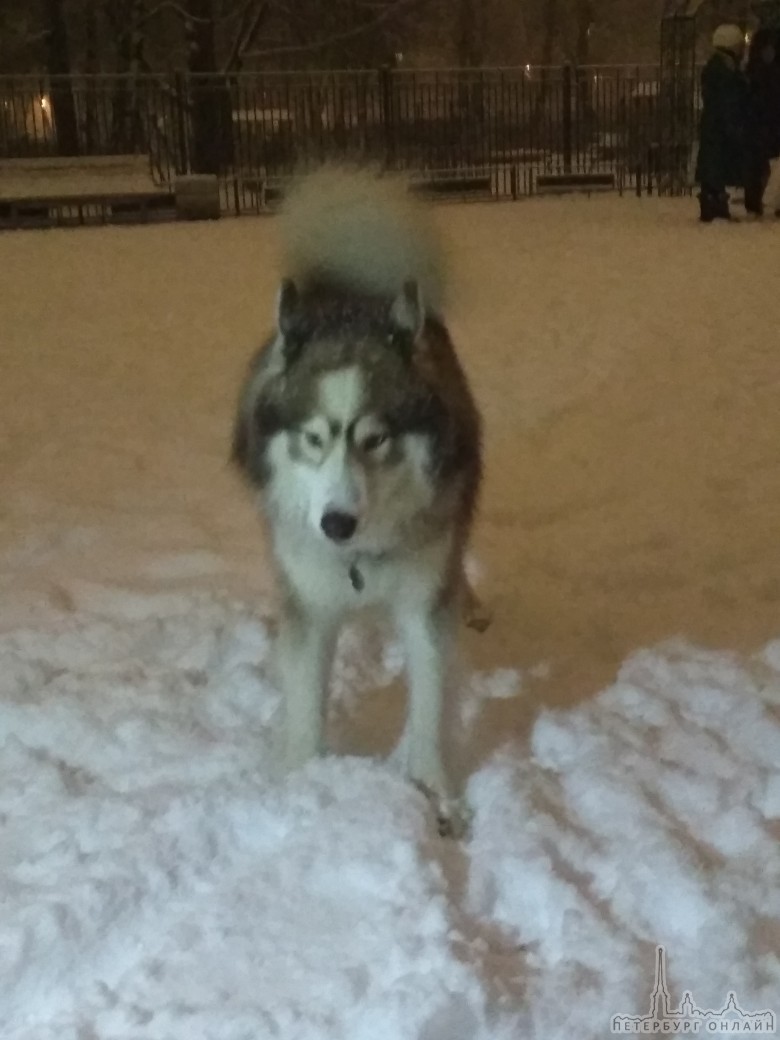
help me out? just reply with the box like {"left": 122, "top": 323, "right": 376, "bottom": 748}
{"left": 1, "top": 587, "right": 778, "bottom": 1038}
{"left": 0, "top": 589, "right": 522, "bottom": 1040}
{"left": 468, "top": 642, "right": 780, "bottom": 1035}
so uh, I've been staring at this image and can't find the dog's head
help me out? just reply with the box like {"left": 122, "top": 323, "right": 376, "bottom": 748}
{"left": 233, "top": 279, "right": 458, "bottom": 551}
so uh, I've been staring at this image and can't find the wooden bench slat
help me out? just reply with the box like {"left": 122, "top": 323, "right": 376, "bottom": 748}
{"left": 411, "top": 175, "right": 492, "bottom": 197}
{"left": 535, "top": 172, "right": 616, "bottom": 195}
{"left": 0, "top": 189, "right": 177, "bottom": 230}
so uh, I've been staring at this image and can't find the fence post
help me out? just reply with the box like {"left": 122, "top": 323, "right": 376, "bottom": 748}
{"left": 562, "top": 62, "right": 573, "bottom": 174}
{"left": 379, "top": 64, "right": 396, "bottom": 170}
{"left": 174, "top": 70, "right": 189, "bottom": 175}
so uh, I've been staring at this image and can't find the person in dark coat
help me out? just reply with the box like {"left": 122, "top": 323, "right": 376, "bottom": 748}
{"left": 695, "top": 24, "right": 747, "bottom": 222}
{"left": 743, "top": 27, "right": 780, "bottom": 216}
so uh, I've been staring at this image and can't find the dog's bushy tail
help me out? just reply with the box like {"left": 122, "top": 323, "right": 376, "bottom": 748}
{"left": 280, "top": 165, "right": 447, "bottom": 313}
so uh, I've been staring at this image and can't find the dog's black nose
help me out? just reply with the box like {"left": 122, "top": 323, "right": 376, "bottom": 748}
{"left": 320, "top": 510, "right": 357, "bottom": 542}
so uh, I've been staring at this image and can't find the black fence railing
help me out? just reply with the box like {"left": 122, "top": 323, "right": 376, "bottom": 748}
{"left": 0, "top": 67, "right": 703, "bottom": 211}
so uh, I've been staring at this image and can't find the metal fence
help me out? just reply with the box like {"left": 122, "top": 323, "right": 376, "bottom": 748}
{"left": 0, "top": 66, "right": 702, "bottom": 211}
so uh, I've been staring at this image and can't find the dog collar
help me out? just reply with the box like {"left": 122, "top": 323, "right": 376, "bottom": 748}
{"left": 348, "top": 549, "right": 391, "bottom": 592}
{"left": 348, "top": 562, "right": 365, "bottom": 591}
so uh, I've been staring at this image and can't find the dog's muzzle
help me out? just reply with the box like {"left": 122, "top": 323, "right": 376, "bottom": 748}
{"left": 320, "top": 510, "right": 358, "bottom": 543}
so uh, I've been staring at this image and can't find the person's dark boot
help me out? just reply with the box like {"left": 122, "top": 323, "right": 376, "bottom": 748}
{"left": 699, "top": 190, "right": 738, "bottom": 223}
{"left": 744, "top": 196, "right": 764, "bottom": 219}
{"left": 715, "top": 191, "right": 735, "bottom": 221}
{"left": 698, "top": 190, "right": 716, "bottom": 222}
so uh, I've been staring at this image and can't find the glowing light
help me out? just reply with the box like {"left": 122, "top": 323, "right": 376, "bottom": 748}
{"left": 40, "top": 96, "right": 50, "bottom": 111}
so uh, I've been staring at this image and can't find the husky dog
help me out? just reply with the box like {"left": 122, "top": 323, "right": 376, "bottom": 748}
{"left": 231, "top": 169, "right": 483, "bottom": 831}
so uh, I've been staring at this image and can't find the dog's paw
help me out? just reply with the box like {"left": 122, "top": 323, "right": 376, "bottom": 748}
{"left": 434, "top": 796, "right": 473, "bottom": 840}
{"left": 412, "top": 779, "right": 472, "bottom": 840}
{"left": 387, "top": 730, "right": 410, "bottom": 775}
{"left": 462, "top": 587, "right": 493, "bottom": 633}
{"left": 464, "top": 602, "right": 493, "bottom": 633}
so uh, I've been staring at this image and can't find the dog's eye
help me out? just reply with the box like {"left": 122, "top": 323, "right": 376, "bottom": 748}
{"left": 362, "top": 432, "right": 387, "bottom": 453}
{"left": 304, "top": 430, "right": 324, "bottom": 450}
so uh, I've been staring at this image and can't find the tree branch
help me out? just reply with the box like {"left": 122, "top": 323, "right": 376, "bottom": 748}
{"left": 223, "top": 0, "right": 271, "bottom": 71}
{"left": 242, "top": 0, "right": 427, "bottom": 60}
{"left": 139, "top": 0, "right": 210, "bottom": 25}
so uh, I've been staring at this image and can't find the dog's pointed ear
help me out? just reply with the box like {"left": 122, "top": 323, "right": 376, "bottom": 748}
{"left": 390, "top": 280, "right": 425, "bottom": 349}
{"left": 276, "top": 278, "right": 299, "bottom": 337}
{"left": 274, "top": 278, "right": 307, "bottom": 366}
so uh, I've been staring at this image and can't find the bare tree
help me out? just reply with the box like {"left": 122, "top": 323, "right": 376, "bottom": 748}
{"left": 573, "top": 0, "right": 595, "bottom": 135}
{"left": 574, "top": 0, "right": 594, "bottom": 64}
{"left": 181, "top": 0, "right": 234, "bottom": 172}
{"left": 44, "top": 0, "right": 81, "bottom": 155}
{"left": 532, "top": 0, "right": 560, "bottom": 135}
{"left": 541, "top": 0, "right": 560, "bottom": 65}
{"left": 102, "top": 0, "right": 148, "bottom": 150}
{"left": 0, "top": 5, "right": 45, "bottom": 71}
{"left": 456, "top": 0, "right": 483, "bottom": 66}
{"left": 83, "top": 0, "right": 99, "bottom": 149}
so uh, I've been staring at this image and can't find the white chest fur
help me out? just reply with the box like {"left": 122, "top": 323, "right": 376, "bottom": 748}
{"left": 272, "top": 522, "right": 452, "bottom": 619}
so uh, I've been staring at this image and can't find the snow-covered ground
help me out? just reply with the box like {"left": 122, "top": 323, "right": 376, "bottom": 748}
{"left": 1, "top": 196, "right": 779, "bottom": 1039}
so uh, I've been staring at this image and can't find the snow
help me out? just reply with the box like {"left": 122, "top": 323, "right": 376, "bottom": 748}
{"left": 1, "top": 196, "right": 779, "bottom": 1038}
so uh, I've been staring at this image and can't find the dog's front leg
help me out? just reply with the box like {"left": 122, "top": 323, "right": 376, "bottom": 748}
{"left": 396, "top": 602, "right": 456, "bottom": 808}
{"left": 277, "top": 602, "right": 339, "bottom": 771}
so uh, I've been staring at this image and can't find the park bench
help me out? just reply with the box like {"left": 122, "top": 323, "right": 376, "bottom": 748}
{"left": 0, "top": 155, "right": 216, "bottom": 229}
{"left": 409, "top": 170, "right": 493, "bottom": 199}
{"left": 534, "top": 171, "right": 616, "bottom": 196}
{"left": 238, "top": 171, "right": 286, "bottom": 211}
{"left": 0, "top": 190, "right": 176, "bottom": 229}
{"left": 236, "top": 169, "right": 494, "bottom": 213}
